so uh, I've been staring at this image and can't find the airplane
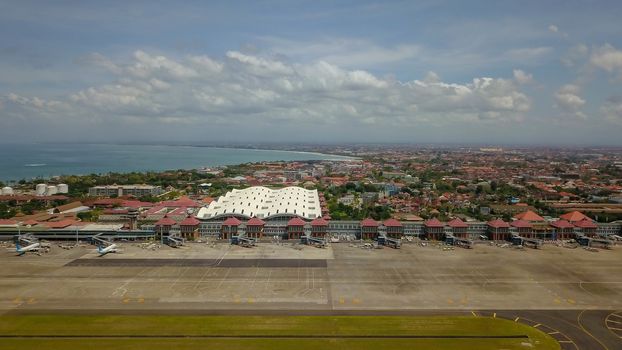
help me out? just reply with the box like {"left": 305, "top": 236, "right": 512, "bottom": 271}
{"left": 15, "top": 241, "right": 41, "bottom": 256}
{"left": 97, "top": 243, "right": 118, "bottom": 256}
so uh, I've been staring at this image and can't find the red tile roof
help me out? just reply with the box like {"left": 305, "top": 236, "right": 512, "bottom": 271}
{"left": 447, "top": 218, "right": 468, "bottom": 228}
{"left": 287, "top": 217, "right": 306, "bottom": 226}
{"left": 510, "top": 220, "right": 533, "bottom": 228}
{"left": 550, "top": 220, "right": 574, "bottom": 229}
{"left": 246, "top": 217, "right": 266, "bottom": 226}
{"left": 424, "top": 218, "right": 444, "bottom": 228}
{"left": 573, "top": 218, "right": 597, "bottom": 229}
{"left": 0, "top": 219, "right": 18, "bottom": 225}
{"left": 92, "top": 198, "right": 125, "bottom": 206}
{"left": 179, "top": 215, "right": 200, "bottom": 226}
{"left": 487, "top": 219, "right": 510, "bottom": 228}
{"left": 560, "top": 211, "right": 590, "bottom": 222}
{"left": 121, "top": 200, "right": 154, "bottom": 208}
{"left": 360, "top": 218, "right": 379, "bottom": 227}
{"left": 159, "top": 196, "right": 200, "bottom": 208}
{"left": 155, "top": 215, "right": 177, "bottom": 226}
{"left": 45, "top": 219, "right": 75, "bottom": 229}
{"left": 311, "top": 217, "right": 329, "bottom": 226}
{"left": 513, "top": 210, "right": 545, "bottom": 222}
{"left": 383, "top": 218, "right": 403, "bottom": 227}
{"left": 222, "top": 217, "right": 242, "bottom": 226}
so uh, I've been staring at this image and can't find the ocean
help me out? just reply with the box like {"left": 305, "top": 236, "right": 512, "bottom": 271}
{"left": 0, "top": 143, "right": 353, "bottom": 181}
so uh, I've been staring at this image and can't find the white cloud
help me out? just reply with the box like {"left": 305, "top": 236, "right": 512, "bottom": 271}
{"left": 5, "top": 50, "right": 531, "bottom": 130}
{"left": 554, "top": 84, "right": 586, "bottom": 118}
{"left": 561, "top": 44, "right": 588, "bottom": 67}
{"left": 513, "top": 69, "right": 533, "bottom": 84}
{"left": 503, "top": 47, "right": 554, "bottom": 62}
{"left": 548, "top": 24, "right": 568, "bottom": 38}
{"left": 258, "top": 36, "right": 421, "bottom": 68}
{"left": 601, "top": 96, "right": 622, "bottom": 123}
{"left": 590, "top": 44, "right": 622, "bottom": 77}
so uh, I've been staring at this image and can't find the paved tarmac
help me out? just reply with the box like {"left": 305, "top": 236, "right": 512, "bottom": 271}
{"left": 1, "top": 241, "right": 620, "bottom": 349}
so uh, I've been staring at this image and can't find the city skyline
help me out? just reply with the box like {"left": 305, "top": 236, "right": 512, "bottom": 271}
{"left": 1, "top": 1, "right": 622, "bottom": 145}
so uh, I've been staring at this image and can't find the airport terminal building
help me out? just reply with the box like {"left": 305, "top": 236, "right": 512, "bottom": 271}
{"left": 192, "top": 187, "right": 622, "bottom": 242}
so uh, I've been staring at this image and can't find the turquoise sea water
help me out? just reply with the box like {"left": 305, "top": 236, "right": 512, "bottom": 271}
{"left": 0, "top": 143, "right": 352, "bottom": 181}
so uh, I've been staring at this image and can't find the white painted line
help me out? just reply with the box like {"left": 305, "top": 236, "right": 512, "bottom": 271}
{"left": 533, "top": 323, "right": 541, "bottom": 328}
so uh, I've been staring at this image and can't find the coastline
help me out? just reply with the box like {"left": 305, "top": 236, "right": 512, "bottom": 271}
{"left": 0, "top": 143, "right": 358, "bottom": 182}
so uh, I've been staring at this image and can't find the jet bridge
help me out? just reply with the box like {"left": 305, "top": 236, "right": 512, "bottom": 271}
{"left": 231, "top": 232, "right": 256, "bottom": 247}
{"left": 13, "top": 233, "right": 45, "bottom": 255}
{"left": 377, "top": 234, "right": 401, "bottom": 249}
{"left": 163, "top": 233, "right": 185, "bottom": 248}
{"left": 577, "top": 236, "right": 613, "bottom": 249}
{"left": 511, "top": 235, "right": 543, "bottom": 249}
{"left": 90, "top": 233, "right": 118, "bottom": 256}
{"left": 445, "top": 235, "right": 473, "bottom": 249}
{"left": 301, "top": 235, "right": 327, "bottom": 248}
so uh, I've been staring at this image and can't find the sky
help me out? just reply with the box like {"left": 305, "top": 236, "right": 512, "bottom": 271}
{"left": 1, "top": 0, "right": 622, "bottom": 146}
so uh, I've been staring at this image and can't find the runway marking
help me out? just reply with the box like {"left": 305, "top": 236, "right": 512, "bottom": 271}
{"left": 605, "top": 311, "right": 622, "bottom": 339}
{"left": 216, "top": 268, "right": 231, "bottom": 289}
{"left": 533, "top": 323, "right": 541, "bottom": 328}
{"left": 512, "top": 315, "right": 577, "bottom": 350}
{"left": 27, "top": 298, "right": 36, "bottom": 304}
{"left": 352, "top": 298, "right": 361, "bottom": 305}
{"left": 493, "top": 313, "right": 496, "bottom": 318}
{"left": 122, "top": 298, "right": 130, "bottom": 304}
{"left": 247, "top": 298, "right": 255, "bottom": 304}
{"left": 566, "top": 298, "right": 576, "bottom": 304}
{"left": 514, "top": 317, "right": 520, "bottom": 322}
{"left": 471, "top": 311, "right": 478, "bottom": 317}
{"left": 577, "top": 310, "right": 610, "bottom": 350}
{"left": 338, "top": 297, "right": 345, "bottom": 305}
{"left": 192, "top": 266, "right": 211, "bottom": 290}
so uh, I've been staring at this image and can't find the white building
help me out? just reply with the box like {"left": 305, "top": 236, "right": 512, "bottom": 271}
{"left": 196, "top": 186, "right": 322, "bottom": 220}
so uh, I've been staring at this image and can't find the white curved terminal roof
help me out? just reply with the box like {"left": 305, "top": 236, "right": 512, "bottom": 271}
{"left": 197, "top": 186, "right": 321, "bottom": 220}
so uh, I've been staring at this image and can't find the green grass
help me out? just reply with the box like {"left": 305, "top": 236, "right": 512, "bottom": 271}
{"left": 0, "top": 315, "right": 560, "bottom": 350}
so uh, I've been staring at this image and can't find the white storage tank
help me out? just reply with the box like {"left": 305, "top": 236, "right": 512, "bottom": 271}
{"left": 45, "top": 185, "right": 58, "bottom": 196}
{"left": 35, "top": 183, "right": 47, "bottom": 196}
{"left": 1, "top": 187, "right": 13, "bottom": 195}
{"left": 57, "top": 184, "right": 69, "bottom": 194}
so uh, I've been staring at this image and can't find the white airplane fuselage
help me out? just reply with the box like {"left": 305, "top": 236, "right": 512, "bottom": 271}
{"left": 16, "top": 242, "right": 40, "bottom": 255}
{"left": 97, "top": 243, "right": 118, "bottom": 256}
